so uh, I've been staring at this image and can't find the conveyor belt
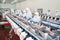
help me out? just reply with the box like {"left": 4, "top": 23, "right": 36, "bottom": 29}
{"left": 6, "top": 14, "right": 60, "bottom": 40}
{"left": 6, "top": 14, "right": 44, "bottom": 40}
{"left": 41, "top": 20, "right": 60, "bottom": 29}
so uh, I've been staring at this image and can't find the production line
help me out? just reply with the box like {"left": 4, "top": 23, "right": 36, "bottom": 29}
{"left": 0, "top": 0, "right": 60, "bottom": 40}
{"left": 5, "top": 8, "right": 60, "bottom": 40}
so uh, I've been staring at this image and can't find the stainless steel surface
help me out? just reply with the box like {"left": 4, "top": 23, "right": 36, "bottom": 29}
{"left": 6, "top": 14, "right": 60, "bottom": 40}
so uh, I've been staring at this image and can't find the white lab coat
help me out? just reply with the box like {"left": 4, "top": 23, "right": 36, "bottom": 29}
{"left": 15, "top": 10, "right": 23, "bottom": 16}
{"left": 11, "top": 9, "right": 14, "bottom": 13}
{"left": 25, "top": 8, "right": 32, "bottom": 19}
{"left": 56, "top": 10, "right": 60, "bottom": 16}
{"left": 15, "top": 10, "right": 19, "bottom": 16}
{"left": 18, "top": 10, "right": 23, "bottom": 17}
{"left": 32, "top": 15, "right": 40, "bottom": 22}
{"left": 23, "top": 12, "right": 26, "bottom": 17}
{"left": 47, "top": 12, "right": 51, "bottom": 16}
{"left": 30, "top": 12, "right": 41, "bottom": 23}
{"left": 26, "top": 11, "right": 32, "bottom": 19}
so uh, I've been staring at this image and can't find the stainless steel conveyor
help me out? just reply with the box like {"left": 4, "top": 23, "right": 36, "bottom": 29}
{"left": 6, "top": 14, "right": 60, "bottom": 40}
{"left": 6, "top": 14, "right": 45, "bottom": 40}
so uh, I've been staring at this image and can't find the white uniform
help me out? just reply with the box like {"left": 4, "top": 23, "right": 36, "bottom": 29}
{"left": 15, "top": 10, "right": 19, "bottom": 16}
{"left": 11, "top": 9, "right": 14, "bottom": 13}
{"left": 47, "top": 12, "right": 51, "bottom": 16}
{"left": 31, "top": 12, "right": 41, "bottom": 23}
{"left": 15, "top": 10, "right": 23, "bottom": 16}
{"left": 19, "top": 10, "right": 23, "bottom": 17}
{"left": 56, "top": 10, "right": 60, "bottom": 16}
{"left": 25, "top": 8, "right": 32, "bottom": 19}
{"left": 23, "top": 10, "right": 27, "bottom": 18}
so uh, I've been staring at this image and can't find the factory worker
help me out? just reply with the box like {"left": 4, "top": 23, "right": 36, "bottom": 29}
{"left": 17, "top": 10, "right": 23, "bottom": 17}
{"left": 20, "top": 32, "right": 27, "bottom": 40}
{"left": 15, "top": 9, "right": 19, "bottom": 16}
{"left": 55, "top": 10, "right": 60, "bottom": 18}
{"left": 11, "top": 9, "right": 14, "bottom": 13}
{"left": 3, "top": 10, "right": 10, "bottom": 19}
{"left": 15, "top": 9, "right": 22, "bottom": 16}
{"left": 30, "top": 11, "right": 41, "bottom": 23}
{"left": 22, "top": 10, "right": 27, "bottom": 18}
{"left": 25, "top": 8, "right": 32, "bottom": 20}
{"left": 47, "top": 10, "right": 51, "bottom": 16}
{"left": 26, "top": 37, "right": 34, "bottom": 40}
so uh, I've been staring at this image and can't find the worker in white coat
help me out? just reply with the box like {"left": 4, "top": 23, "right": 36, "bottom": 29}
{"left": 55, "top": 10, "right": 60, "bottom": 18}
{"left": 15, "top": 9, "right": 23, "bottom": 16}
{"left": 15, "top": 9, "right": 19, "bottom": 16}
{"left": 22, "top": 10, "right": 27, "bottom": 18}
{"left": 11, "top": 9, "right": 14, "bottom": 13}
{"left": 18, "top": 10, "right": 23, "bottom": 16}
{"left": 25, "top": 8, "right": 32, "bottom": 20}
{"left": 30, "top": 11, "right": 41, "bottom": 23}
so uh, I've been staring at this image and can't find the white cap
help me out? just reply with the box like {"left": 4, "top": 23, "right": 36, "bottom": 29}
{"left": 26, "top": 8, "right": 30, "bottom": 11}
{"left": 26, "top": 37, "right": 34, "bottom": 40}
{"left": 25, "top": 8, "right": 32, "bottom": 13}
{"left": 34, "top": 11, "right": 39, "bottom": 16}
{"left": 25, "top": 8, "right": 32, "bottom": 19}
{"left": 23, "top": 10, "right": 26, "bottom": 13}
